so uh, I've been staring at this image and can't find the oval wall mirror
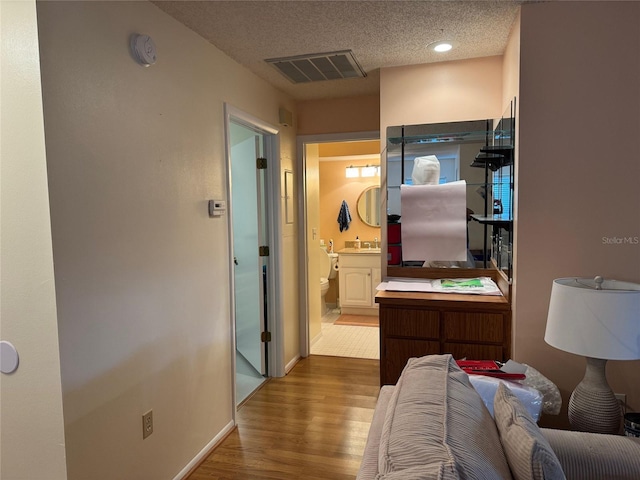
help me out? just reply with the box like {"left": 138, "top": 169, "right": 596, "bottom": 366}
{"left": 357, "top": 186, "right": 381, "bottom": 227}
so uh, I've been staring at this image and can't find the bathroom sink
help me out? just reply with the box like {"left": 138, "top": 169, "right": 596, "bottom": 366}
{"left": 338, "top": 247, "right": 381, "bottom": 254}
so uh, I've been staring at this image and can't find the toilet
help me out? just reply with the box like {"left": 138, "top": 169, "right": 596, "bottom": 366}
{"left": 320, "top": 248, "right": 339, "bottom": 315}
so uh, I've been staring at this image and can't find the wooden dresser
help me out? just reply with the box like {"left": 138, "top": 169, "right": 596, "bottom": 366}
{"left": 376, "top": 270, "right": 511, "bottom": 386}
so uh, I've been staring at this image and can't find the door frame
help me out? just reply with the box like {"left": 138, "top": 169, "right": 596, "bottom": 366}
{"left": 296, "top": 131, "right": 380, "bottom": 357}
{"left": 224, "top": 104, "right": 284, "bottom": 412}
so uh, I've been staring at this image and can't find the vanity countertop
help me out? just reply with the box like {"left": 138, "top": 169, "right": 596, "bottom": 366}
{"left": 337, "top": 247, "right": 381, "bottom": 254}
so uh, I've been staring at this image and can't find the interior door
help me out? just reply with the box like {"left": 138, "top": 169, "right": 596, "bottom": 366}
{"left": 230, "top": 122, "right": 267, "bottom": 375}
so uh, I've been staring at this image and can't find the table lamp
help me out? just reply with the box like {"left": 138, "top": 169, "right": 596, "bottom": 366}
{"left": 544, "top": 276, "right": 640, "bottom": 434}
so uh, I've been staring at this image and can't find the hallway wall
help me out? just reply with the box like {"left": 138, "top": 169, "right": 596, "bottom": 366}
{"left": 36, "top": 1, "right": 296, "bottom": 478}
{"left": 0, "top": 2, "right": 67, "bottom": 478}
{"left": 380, "top": 56, "right": 504, "bottom": 134}
{"left": 305, "top": 145, "right": 322, "bottom": 344}
{"left": 297, "top": 94, "right": 380, "bottom": 135}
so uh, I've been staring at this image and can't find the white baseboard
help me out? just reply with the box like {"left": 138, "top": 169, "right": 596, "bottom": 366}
{"left": 173, "top": 419, "right": 235, "bottom": 480}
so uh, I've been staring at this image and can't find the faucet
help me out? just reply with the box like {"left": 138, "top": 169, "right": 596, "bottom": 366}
{"left": 364, "top": 242, "right": 371, "bottom": 249}
{"left": 374, "top": 237, "right": 378, "bottom": 248}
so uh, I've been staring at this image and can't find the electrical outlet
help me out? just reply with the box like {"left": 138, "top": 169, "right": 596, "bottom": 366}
{"left": 142, "top": 410, "right": 153, "bottom": 439}
{"left": 615, "top": 393, "right": 627, "bottom": 406}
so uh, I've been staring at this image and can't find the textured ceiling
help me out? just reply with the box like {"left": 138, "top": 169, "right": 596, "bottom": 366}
{"left": 152, "top": 0, "right": 525, "bottom": 100}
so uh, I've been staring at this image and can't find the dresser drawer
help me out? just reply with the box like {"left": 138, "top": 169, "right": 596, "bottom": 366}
{"left": 382, "top": 338, "right": 440, "bottom": 384}
{"left": 382, "top": 308, "right": 439, "bottom": 338}
{"left": 443, "top": 312, "right": 505, "bottom": 343}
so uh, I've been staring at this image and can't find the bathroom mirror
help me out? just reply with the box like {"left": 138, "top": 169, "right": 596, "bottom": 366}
{"left": 357, "top": 186, "right": 381, "bottom": 227}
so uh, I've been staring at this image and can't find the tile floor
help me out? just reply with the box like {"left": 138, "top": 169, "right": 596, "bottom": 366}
{"left": 310, "top": 309, "right": 380, "bottom": 359}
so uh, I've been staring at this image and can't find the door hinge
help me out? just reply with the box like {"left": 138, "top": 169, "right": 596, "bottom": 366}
{"left": 261, "top": 331, "right": 271, "bottom": 343}
{"left": 259, "top": 245, "right": 270, "bottom": 257}
{"left": 257, "top": 157, "right": 267, "bottom": 169}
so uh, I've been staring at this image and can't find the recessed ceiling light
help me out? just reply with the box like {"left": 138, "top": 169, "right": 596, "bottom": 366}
{"left": 433, "top": 42, "right": 453, "bottom": 53}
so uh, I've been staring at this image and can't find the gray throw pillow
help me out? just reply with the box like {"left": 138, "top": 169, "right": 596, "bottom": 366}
{"left": 494, "top": 382, "right": 566, "bottom": 480}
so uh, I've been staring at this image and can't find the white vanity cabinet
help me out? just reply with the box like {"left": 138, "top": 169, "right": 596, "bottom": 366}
{"left": 338, "top": 249, "right": 381, "bottom": 315}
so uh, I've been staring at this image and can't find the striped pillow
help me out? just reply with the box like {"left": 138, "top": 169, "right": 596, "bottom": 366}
{"left": 494, "top": 382, "right": 566, "bottom": 480}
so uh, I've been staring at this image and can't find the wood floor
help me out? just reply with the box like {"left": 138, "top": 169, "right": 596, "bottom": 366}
{"left": 187, "top": 355, "right": 381, "bottom": 480}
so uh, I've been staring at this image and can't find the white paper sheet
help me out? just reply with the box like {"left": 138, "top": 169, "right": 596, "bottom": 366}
{"left": 376, "top": 277, "right": 502, "bottom": 296}
{"left": 400, "top": 180, "right": 467, "bottom": 262}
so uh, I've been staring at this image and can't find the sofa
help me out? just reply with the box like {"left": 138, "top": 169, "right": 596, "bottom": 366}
{"left": 357, "top": 354, "right": 640, "bottom": 480}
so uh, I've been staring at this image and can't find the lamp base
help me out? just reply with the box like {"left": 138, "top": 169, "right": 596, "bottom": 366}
{"left": 568, "top": 357, "right": 621, "bottom": 434}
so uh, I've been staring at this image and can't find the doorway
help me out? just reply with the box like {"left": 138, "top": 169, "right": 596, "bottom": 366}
{"left": 225, "top": 105, "right": 281, "bottom": 406}
{"left": 297, "top": 131, "right": 380, "bottom": 358}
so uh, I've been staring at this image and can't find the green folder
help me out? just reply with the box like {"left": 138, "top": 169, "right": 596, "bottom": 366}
{"left": 441, "top": 278, "right": 483, "bottom": 288}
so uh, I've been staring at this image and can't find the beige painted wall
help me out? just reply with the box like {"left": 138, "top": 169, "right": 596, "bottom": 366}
{"left": 305, "top": 145, "right": 322, "bottom": 343}
{"left": 297, "top": 94, "right": 380, "bottom": 135}
{"left": 502, "top": 13, "right": 521, "bottom": 114}
{"left": 318, "top": 140, "right": 382, "bottom": 255}
{"left": 36, "top": 1, "right": 296, "bottom": 478}
{"left": 380, "top": 56, "right": 504, "bottom": 134}
{"left": 516, "top": 1, "right": 640, "bottom": 422}
{"left": 502, "top": 9, "right": 521, "bottom": 353}
{"left": 319, "top": 139, "right": 380, "bottom": 158}
{"left": 280, "top": 130, "right": 300, "bottom": 370}
{"left": 0, "top": 2, "right": 67, "bottom": 478}
{"left": 319, "top": 159, "right": 381, "bottom": 251}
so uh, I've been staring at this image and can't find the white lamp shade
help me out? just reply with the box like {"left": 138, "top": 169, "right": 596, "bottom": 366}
{"left": 544, "top": 277, "right": 640, "bottom": 360}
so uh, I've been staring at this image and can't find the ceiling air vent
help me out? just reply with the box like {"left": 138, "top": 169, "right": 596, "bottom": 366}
{"left": 265, "top": 50, "right": 366, "bottom": 84}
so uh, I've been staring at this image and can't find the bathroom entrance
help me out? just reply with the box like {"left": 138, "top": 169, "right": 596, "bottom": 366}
{"left": 226, "top": 106, "right": 281, "bottom": 405}
{"left": 297, "top": 132, "right": 382, "bottom": 359}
